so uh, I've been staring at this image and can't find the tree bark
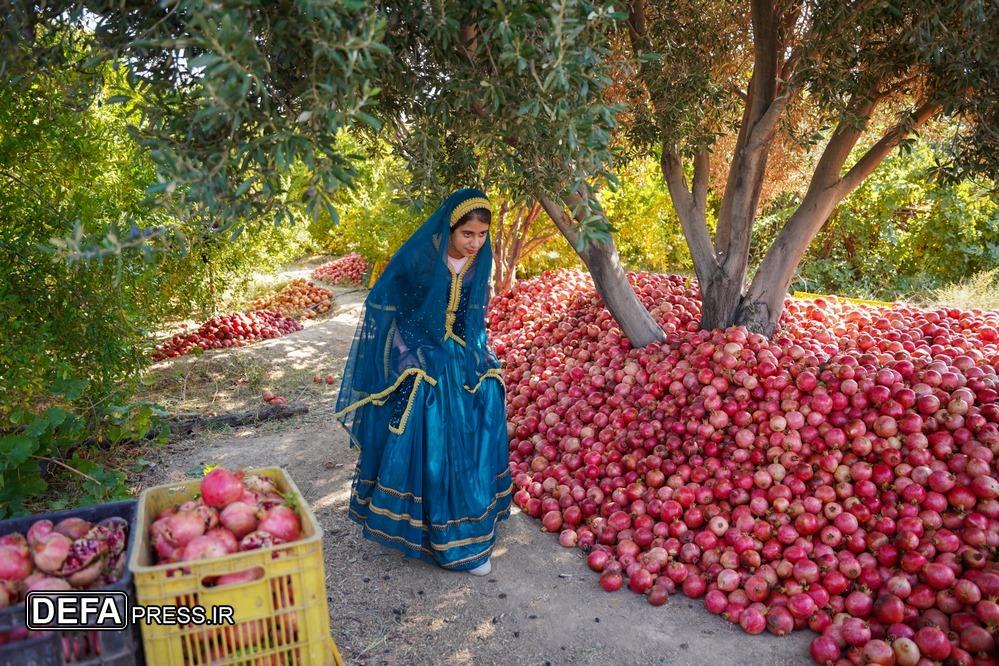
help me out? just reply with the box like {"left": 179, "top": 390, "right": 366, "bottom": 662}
{"left": 537, "top": 192, "right": 665, "bottom": 347}
{"left": 736, "top": 97, "right": 942, "bottom": 335}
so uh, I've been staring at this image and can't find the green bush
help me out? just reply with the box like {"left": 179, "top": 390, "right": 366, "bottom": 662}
{"left": 0, "top": 64, "right": 176, "bottom": 514}
{"left": 517, "top": 156, "right": 695, "bottom": 278}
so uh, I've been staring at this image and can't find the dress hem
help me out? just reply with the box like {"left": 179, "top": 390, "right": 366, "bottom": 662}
{"left": 348, "top": 506, "right": 511, "bottom": 571}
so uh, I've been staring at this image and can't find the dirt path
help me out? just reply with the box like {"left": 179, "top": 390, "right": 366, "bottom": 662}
{"left": 139, "top": 282, "right": 813, "bottom": 666}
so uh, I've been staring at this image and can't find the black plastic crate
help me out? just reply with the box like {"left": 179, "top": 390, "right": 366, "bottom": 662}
{"left": 0, "top": 500, "right": 142, "bottom": 666}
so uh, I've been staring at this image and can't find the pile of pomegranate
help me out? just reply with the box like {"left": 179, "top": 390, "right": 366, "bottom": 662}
{"left": 0, "top": 515, "right": 130, "bottom": 648}
{"left": 149, "top": 468, "right": 302, "bottom": 567}
{"left": 152, "top": 310, "right": 302, "bottom": 361}
{"left": 311, "top": 253, "right": 368, "bottom": 286}
{"left": 489, "top": 270, "right": 999, "bottom": 664}
{"left": 249, "top": 278, "right": 333, "bottom": 319}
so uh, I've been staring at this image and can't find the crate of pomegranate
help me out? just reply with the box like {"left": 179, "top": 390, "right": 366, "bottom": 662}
{"left": 129, "top": 467, "right": 342, "bottom": 666}
{"left": 0, "top": 500, "right": 141, "bottom": 666}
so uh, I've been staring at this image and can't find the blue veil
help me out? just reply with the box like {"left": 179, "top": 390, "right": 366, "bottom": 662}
{"left": 334, "top": 188, "right": 498, "bottom": 446}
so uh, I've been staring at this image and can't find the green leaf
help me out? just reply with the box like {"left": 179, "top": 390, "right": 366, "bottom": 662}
{"left": 188, "top": 53, "right": 222, "bottom": 69}
{"left": 235, "top": 176, "right": 256, "bottom": 197}
{"left": 0, "top": 435, "right": 36, "bottom": 468}
{"left": 354, "top": 111, "right": 381, "bottom": 131}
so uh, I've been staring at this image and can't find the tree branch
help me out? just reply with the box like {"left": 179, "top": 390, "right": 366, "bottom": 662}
{"left": 837, "top": 98, "right": 941, "bottom": 197}
{"left": 746, "top": 90, "right": 791, "bottom": 151}
{"left": 458, "top": 18, "right": 487, "bottom": 118}
{"left": 809, "top": 93, "right": 880, "bottom": 191}
{"left": 692, "top": 148, "right": 710, "bottom": 218}
{"left": 537, "top": 194, "right": 580, "bottom": 247}
{"left": 734, "top": 0, "right": 779, "bottom": 158}
{"left": 626, "top": 0, "right": 650, "bottom": 51}
{"left": 523, "top": 231, "right": 559, "bottom": 256}
{"left": 493, "top": 199, "right": 509, "bottom": 254}
{"left": 661, "top": 146, "right": 716, "bottom": 278}
{"left": 714, "top": 0, "right": 781, "bottom": 264}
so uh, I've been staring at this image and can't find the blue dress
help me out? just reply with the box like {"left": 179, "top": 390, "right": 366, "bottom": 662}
{"left": 345, "top": 258, "right": 512, "bottom": 570}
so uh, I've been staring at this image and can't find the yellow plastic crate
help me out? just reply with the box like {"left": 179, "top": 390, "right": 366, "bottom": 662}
{"left": 129, "top": 467, "right": 343, "bottom": 666}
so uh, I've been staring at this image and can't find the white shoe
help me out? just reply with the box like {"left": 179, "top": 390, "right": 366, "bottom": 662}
{"left": 467, "top": 559, "right": 492, "bottom": 576}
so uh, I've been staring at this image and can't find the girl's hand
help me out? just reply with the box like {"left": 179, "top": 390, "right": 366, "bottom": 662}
{"left": 397, "top": 349, "right": 421, "bottom": 372}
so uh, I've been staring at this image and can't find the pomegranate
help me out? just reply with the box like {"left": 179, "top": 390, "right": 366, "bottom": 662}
{"left": 891, "top": 637, "right": 920, "bottom": 666}
{"left": 220, "top": 502, "right": 260, "bottom": 539}
{"left": 239, "top": 530, "right": 285, "bottom": 551}
{"left": 486, "top": 270, "right": 999, "bottom": 664}
{"left": 0, "top": 544, "right": 33, "bottom": 582}
{"left": 181, "top": 534, "right": 231, "bottom": 562}
{"left": 257, "top": 505, "right": 302, "bottom": 543}
{"left": 913, "top": 626, "right": 950, "bottom": 660}
{"left": 30, "top": 532, "right": 72, "bottom": 574}
{"left": 166, "top": 511, "right": 206, "bottom": 548}
{"left": 53, "top": 518, "right": 92, "bottom": 540}
{"left": 201, "top": 468, "right": 245, "bottom": 508}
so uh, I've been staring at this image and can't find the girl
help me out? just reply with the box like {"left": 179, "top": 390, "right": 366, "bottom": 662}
{"left": 334, "top": 188, "right": 511, "bottom": 575}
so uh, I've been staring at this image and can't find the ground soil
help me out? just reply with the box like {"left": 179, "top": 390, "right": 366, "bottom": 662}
{"left": 137, "top": 264, "right": 813, "bottom": 666}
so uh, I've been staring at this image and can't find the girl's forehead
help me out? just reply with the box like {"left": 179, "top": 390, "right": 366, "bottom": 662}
{"left": 457, "top": 220, "right": 490, "bottom": 233}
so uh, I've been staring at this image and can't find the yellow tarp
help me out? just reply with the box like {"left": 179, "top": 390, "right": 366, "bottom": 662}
{"left": 793, "top": 291, "right": 895, "bottom": 307}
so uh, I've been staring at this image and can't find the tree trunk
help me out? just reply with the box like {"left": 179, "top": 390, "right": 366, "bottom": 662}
{"left": 734, "top": 97, "right": 941, "bottom": 335}
{"left": 700, "top": 269, "right": 746, "bottom": 331}
{"left": 537, "top": 192, "right": 665, "bottom": 348}
{"left": 735, "top": 189, "right": 841, "bottom": 335}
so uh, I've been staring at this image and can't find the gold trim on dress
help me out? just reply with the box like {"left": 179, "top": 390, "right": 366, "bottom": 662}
{"left": 443, "top": 253, "right": 475, "bottom": 345}
{"left": 464, "top": 368, "right": 505, "bottom": 394}
{"left": 351, "top": 482, "right": 512, "bottom": 531}
{"left": 450, "top": 197, "right": 491, "bottom": 226}
{"left": 349, "top": 505, "right": 513, "bottom": 567}
{"left": 367, "top": 302, "right": 397, "bottom": 311}
{"left": 439, "top": 527, "right": 509, "bottom": 569}
{"left": 389, "top": 373, "right": 424, "bottom": 434}
{"left": 349, "top": 505, "right": 512, "bottom": 556}
{"left": 383, "top": 319, "right": 396, "bottom": 383}
{"left": 333, "top": 368, "right": 438, "bottom": 421}
{"left": 348, "top": 509, "right": 433, "bottom": 556}
{"left": 352, "top": 493, "right": 425, "bottom": 529}
{"left": 355, "top": 469, "right": 510, "bottom": 500}
{"left": 355, "top": 478, "right": 423, "bottom": 503}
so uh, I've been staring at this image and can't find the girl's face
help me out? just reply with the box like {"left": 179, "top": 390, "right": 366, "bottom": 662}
{"left": 449, "top": 218, "right": 490, "bottom": 258}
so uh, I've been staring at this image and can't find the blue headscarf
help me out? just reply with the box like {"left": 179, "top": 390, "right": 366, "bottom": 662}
{"left": 335, "top": 188, "right": 498, "bottom": 444}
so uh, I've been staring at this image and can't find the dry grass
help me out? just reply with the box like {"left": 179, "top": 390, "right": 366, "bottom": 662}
{"left": 136, "top": 352, "right": 333, "bottom": 415}
{"left": 921, "top": 269, "right": 999, "bottom": 312}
